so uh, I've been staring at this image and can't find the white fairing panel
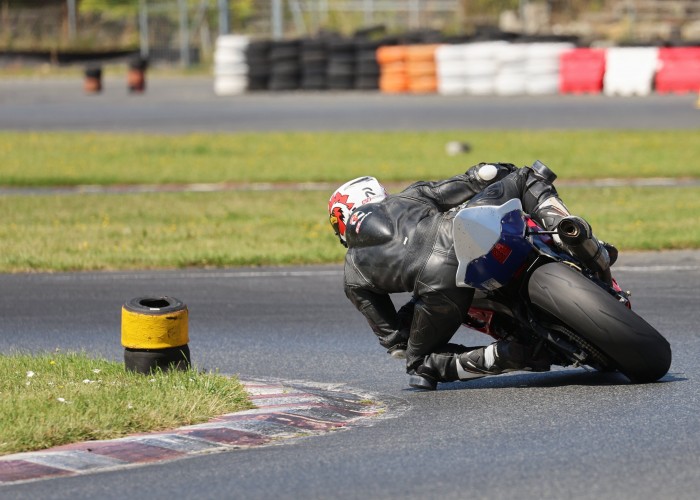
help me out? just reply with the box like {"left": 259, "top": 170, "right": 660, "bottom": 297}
{"left": 453, "top": 198, "right": 524, "bottom": 287}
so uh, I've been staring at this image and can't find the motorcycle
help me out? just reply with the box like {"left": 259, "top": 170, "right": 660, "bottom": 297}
{"left": 452, "top": 197, "right": 672, "bottom": 383}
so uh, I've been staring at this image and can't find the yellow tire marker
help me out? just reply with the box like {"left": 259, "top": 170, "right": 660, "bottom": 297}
{"left": 121, "top": 297, "right": 188, "bottom": 350}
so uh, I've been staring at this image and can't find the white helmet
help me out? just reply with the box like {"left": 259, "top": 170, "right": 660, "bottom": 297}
{"left": 328, "top": 176, "right": 388, "bottom": 246}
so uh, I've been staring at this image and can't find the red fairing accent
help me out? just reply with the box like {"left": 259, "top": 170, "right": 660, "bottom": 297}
{"left": 465, "top": 308, "right": 498, "bottom": 338}
{"left": 491, "top": 242, "right": 512, "bottom": 264}
{"left": 527, "top": 217, "right": 554, "bottom": 246}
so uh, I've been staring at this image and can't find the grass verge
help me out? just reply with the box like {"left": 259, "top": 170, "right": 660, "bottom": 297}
{"left": 0, "top": 351, "right": 253, "bottom": 456}
{"left": 1, "top": 130, "right": 699, "bottom": 186}
{"left": 1, "top": 185, "right": 698, "bottom": 273}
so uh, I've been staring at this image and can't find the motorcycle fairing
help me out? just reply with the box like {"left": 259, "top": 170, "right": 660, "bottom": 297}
{"left": 453, "top": 198, "right": 532, "bottom": 290}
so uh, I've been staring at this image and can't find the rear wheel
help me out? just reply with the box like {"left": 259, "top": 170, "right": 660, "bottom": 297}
{"left": 528, "top": 262, "right": 671, "bottom": 383}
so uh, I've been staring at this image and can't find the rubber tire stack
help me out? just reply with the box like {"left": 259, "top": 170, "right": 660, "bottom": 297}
{"left": 300, "top": 38, "right": 328, "bottom": 90}
{"left": 436, "top": 44, "right": 466, "bottom": 95}
{"left": 463, "top": 41, "right": 505, "bottom": 95}
{"left": 269, "top": 39, "right": 301, "bottom": 91}
{"left": 121, "top": 296, "right": 190, "bottom": 374}
{"left": 245, "top": 40, "right": 271, "bottom": 91}
{"left": 525, "top": 42, "right": 574, "bottom": 95}
{"left": 355, "top": 40, "right": 381, "bottom": 90}
{"left": 84, "top": 66, "right": 102, "bottom": 93}
{"left": 494, "top": 42, "right": 528, "bottom": 96}
{"left": 406, "top": 44, "right": 439, "bottom": 93}
{"left": 326, "top": 39, "right": 356, "bottom": 90}
{"left": 377, "top": 45, "right": 408, "bottom": 93}
{"left": 213, "top": 35, "right": 249, "bottom": 96}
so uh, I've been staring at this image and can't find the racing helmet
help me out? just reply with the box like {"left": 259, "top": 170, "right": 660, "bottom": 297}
{"left": 328, "top": 176, "right": 388, "bottom": 247}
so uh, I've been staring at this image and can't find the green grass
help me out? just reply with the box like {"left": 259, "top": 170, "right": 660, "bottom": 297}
{"left": 1, "top": 186, "right": 698, "bottom": 273}
{"left": 0, "top": 190, "right": 345, "bottom": 272}
{"left": 1, "top": 129, "right": 699, "bottom": 272}
{"left": 559, "top": 185, "right": 700, "bottom": 250}
{"left": 0, "top": 352, "right": 253, "bottom": 456}
{"left": 1, "top": 130, "right": 699, "bottom": 186}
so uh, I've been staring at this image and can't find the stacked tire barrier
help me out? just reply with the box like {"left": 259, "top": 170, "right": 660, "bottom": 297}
{"left": 215, "top": 35, "right": 700, "bottom": 97}
{"left": 301, "top": 38, "right": 328, "bottom": 90}
{"left": 435, "top": 44, "right": 467, "bottom": 95}
{"left": 462, "top": 41, "right": 504, "bottom": 95}
{"left": 525, "top": 43, "right": 575, "bottom": 95}
{"left": 377, "top": 45, "right": 408, "bottom": 93}
{"left": 406, "top": 45, "right": 439, "bottom": 93}
{"left": 84, "top": 66, "right": 103, "bottom": 94}
{"left": 356, "top": 41, "right": 381, "bottom": 90}
{"left": 494, "top": 43, "right": 529, "bottom": 95}
{"left": 246, "top": 40, "right": 271, "bottom": 91}
{"left": 121, "top": 296, "right": 190, "bottom": 374}
{"left": 213, "top": 35, "right": 249, "bottom": 96}
{"left": 326, "top": 39, "right": 357, "bottom": 90}
{"left": 269, "top": 39, "right": 302, "bottom": 91}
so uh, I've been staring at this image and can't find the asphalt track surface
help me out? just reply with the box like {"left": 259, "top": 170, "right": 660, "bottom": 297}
{"left": 1, "top": 79, "right": 700, "bottom": 499}
{"left": 0, "top": 76, "right": 699, "bottom": 131}
{"left": 1, "top": 251, "right": 699, "bottom": 499}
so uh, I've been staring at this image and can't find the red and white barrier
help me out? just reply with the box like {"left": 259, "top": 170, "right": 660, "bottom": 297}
{"left": 656, "top": 47, "right": 700, "bottom": 94}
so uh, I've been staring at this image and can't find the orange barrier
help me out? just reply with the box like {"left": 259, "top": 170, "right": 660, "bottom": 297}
{"left": 377, "top": 44, "right": 439, "bottom": 94}
{"left": 376, "top": 45, "right": 407, "bottom": 65}
{"left": 406, "top": 44, "right": 439, "bottom": 94}
{"left": 377, "top": 45, "right": 409, "bottom": 93}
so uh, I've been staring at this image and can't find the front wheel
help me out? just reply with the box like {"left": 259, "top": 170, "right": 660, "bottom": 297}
{"left": 527, "top": 262, "right": 672, "bottom": 383}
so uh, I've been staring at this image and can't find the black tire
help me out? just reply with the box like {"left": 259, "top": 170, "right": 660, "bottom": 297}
{"left": 528, "top": 262, "right": 672, "bottom": 383}
{"left": 122, "top": 296, "right": 190, "bottom": 374}
{"left": 327, "top": 75, "right": 355, "bottom": 90}
{"left": 269, "top": 41, "right": 301, "bottom": 62}
{"left": 268, "top": 76, "right": 300, "bottom": 91}
{"left": 355, "top": 75, "right": 379, "bottom": 90}
{"left": 301, "top": 73, "right": 327, "bottom": 90}
{"left": 123, "top": 296, "right": 186, "bottom": 315}
{"left": 327, "top": 60, "right": 355, "bottom": 77}
{"left": 124, "top": 345, "right": 191, "bottom": 374}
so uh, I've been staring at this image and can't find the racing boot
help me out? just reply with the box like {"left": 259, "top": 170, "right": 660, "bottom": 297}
{"left": 408, "top": 352, "right": 459, "bottom": 391}
{"left": 408, "top": 345, "right": 484, "bottom": 391}
{"left": 458, "top": 341, "right": 551, "bottom": 376}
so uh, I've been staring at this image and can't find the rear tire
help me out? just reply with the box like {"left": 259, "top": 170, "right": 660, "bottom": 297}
{"left": 528, "top": 262, "right": 671, "bottom": 383}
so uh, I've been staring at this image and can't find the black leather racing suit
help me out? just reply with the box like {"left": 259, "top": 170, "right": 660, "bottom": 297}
{"left": 343, "top": 163, "right": 570, "bottom": 371}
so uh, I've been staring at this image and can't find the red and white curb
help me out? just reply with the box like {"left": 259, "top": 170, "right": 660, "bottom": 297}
{"left": 0, "top": 379, "right": 393, "bottom": 486}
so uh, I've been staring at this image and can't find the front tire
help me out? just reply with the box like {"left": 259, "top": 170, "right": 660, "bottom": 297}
{"left": 528, "top": 262, "right": 671, "bottom": 383}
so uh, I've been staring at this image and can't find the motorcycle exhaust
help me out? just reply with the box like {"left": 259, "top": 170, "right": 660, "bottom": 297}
{"left": 557, "top": 216, "right": 592, "bottom": 247}
{"left": 556, "top": 217, "right": 611, "bottom": 283}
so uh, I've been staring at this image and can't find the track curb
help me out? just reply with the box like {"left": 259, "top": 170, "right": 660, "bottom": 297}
{"left": 0, "top": 378, "right": 395, "bottom": 486}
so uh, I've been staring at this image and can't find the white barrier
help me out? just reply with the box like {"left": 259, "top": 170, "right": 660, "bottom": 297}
{"left": 494, "top": 43, "right": 528, "bottom": 95}
{"left": 435, "top": 41, "right": 574, "bottom": 96}
{"left": 604, "top": 47, "right": 659, "bottom": 96}
{"left": 463, "top": 42, "right": 506, "bottom": 96}
{"left": 525, "top": 42, "right": 574, "bottom": 95}
{"left": 214, "top": 35, "right": 249, "bottom": 96}
{"left": 436, "top": 44, "right": 467, "bottom": 95}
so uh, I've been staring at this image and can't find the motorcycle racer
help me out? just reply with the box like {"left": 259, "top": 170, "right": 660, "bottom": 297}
{"left": 328, "top": 161, "right": 614, "bottom": 390}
